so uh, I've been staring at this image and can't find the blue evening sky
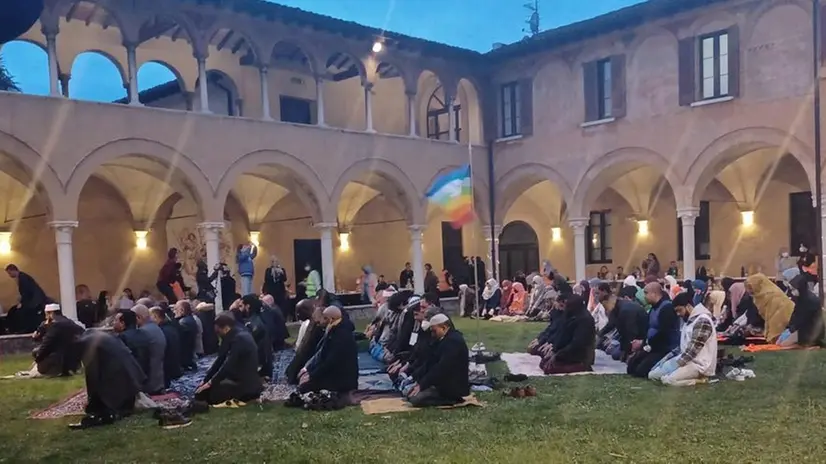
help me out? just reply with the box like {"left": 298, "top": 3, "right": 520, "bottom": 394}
{"left": 1, "top": 0, "right": 643, "bottom": 101}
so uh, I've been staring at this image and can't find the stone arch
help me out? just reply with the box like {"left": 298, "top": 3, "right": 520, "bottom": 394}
{"left": 51, "top": 0, "right": 132, "bottom": 42}
{"left": 495, "top": 162, "right": 574, "bottom": 225}
{"left": 0, "top": 130, "right": 65, "bottom": 217}
{"left": 69, "top": 49, "right": 128, "bottom": 88}
{"left": 270, "top": 39, "right": 317, "bottom": 75}
{"left": 626, "top": 26, "right": 678, "bottom": 68}
{"left": 215, "top": 150, "right": 327, "bottom": 223}
{"left": 687, "top": 9, "right": 738, "bottom": 38}
{"left": 135, "top": 12, "right": 204, "bottom": 58}
{"left": 327, "top": 158, "right": 422, "bottom": 225}
{"left": 64, "top": 138, "right": 216, "bottom": 222}
{"left": 743, "top": 0, "right": 809, "bottom": 45}
{"left": 422, "top": 165, "right": 491, "bottom": 226}
{"left": 685, "top": 127, "right": 816, "bottom": 206}
{"left": 137, "top": 59, "right": 188, "bottom": 93}
{"left": 203, "top": 23, "right": 264, "bottom": 66}
{"left": 456, "top": 77, "right": 484, "bottom": 144}
{"left": 324, "top": 51, "right": 367, "bottom": 83}
{"left": 570, "top": 147, "right": 683, "bottom": 217}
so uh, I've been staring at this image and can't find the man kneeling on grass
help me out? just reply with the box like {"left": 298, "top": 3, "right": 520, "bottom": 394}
{"left": 194, "top": 313, "right": 263, "bottom": 407}
{"left": 298, "top": 306, "right": 359, "bottom": 399}
{"left": 648, "top": 292, "right": 718, "bottom": 386}
{"left": 405, "top": 314, "right": 470, "bottom": 407}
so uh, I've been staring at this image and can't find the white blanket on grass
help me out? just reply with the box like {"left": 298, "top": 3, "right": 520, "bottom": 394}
{"left": 501, "top": 351, "right": 627, "bottom": 377}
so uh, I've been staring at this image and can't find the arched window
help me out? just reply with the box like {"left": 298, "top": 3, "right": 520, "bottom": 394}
{"left": 426, "top": 85, "right": 461, "bottom": 141}
{"left": 499, "top": 221, "right": 539, "bottom": 280}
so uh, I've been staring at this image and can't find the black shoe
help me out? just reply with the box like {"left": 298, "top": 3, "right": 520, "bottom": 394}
{"left": 69, "top": 414, "right": 115, "bottom": 430}
{"left": 504, "top": 373, "right": 528, "bottom": 382}
{"left": 188, "top": 400, "right": 210, "bottom": 415}
{"left": 159, "top": 412, "right": 192, "bottom": 430}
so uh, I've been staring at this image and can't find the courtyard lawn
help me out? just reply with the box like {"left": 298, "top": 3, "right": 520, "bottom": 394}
{"left": 1, "top": 320, "right": 826, "bottom": 464}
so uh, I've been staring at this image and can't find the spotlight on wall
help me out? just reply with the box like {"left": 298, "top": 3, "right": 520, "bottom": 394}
{"left": 551, "top": 227, "right": 562, "bottom": 242}
{"left": 339, "top": 232, "right": 350, "bottom": 251}
{"left": 637, "top": 220, "right": 649, "bottom": 236}
{"left": 372, "top": 41, "right": 383, "bottom": 53}
{"left": 740, "top": 211, "right": 755, "bottom": 227}
{"left": 134, "top": 230, "right": 149, "bottom": 250}
{"left": 250, "top": 231, "right": 261, "bottom": 247}
{"left": 0, "top": 232, "right": 11, "bottom": 255}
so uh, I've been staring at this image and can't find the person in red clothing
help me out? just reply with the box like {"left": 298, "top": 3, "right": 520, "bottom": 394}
{"left": 156, "top": 248, "right": 180, "bottom": 303}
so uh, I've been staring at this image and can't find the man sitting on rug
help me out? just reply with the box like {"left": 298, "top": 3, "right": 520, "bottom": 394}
{"left": 389, "top": 306, "right": 444, "bottom": 392}
{"left": 150, "top": 307, "right": 183, "bottom": 388}
{"left": 240, "top": 294, "right": 274, "bottom": 379}
{"left": 599, "top": 286, "right": 649, "bottom": 361}
{"left": 627, "top": 283, "right": 680, "bottom": 378}
{"left": 527, "top": 293, "right": 569, "bottom": 357}
{"left": 113, "top": 310, "right": 151, "bottom": 388}
{"left": 133, "top": 304, "right": 167, "bottom": 395}
{"left": 70, "top": 331, "right": 146, "bottom": 429}
{"left": 286, "top": 303, "right": 325, "bottom": 385}
{"left": 195, "top": 313, "right": 263, "bottom": 405}
{"left": 539, "top": 295, "right": 596, "bottom": 375}
{"left": 29, "top": 304, "right": 84, "bottom": 378}
{"left": 407, "top": 314, "right": 469, "bottom": 407}
{"left": 174, "top": 300, "right": 198, "bottom": 371}
{"left": 648, "top": 292, "right": 717, "bottom": 386}
{"left": 261, "top": 294, "right": 290, "bottom": 351}
{"left": 298, "top": 306, "right": 358, "bottom": 398}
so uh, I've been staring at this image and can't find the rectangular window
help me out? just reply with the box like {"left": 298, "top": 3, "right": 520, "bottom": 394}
{"left": 677, "top": 201, "right": 711, "bottom": 261}
{"left": 279, "top": 95, "right": 314, "bottom": 124}
{"left": 597, "top": 59, "right": 612, "bottom": 119}
{"left": 427, "top": 104, "right": 462, "bottom": 140}
{"left": 700, "top": 31, "right": 729, "bottom": 100}
{"left": 586, "top": 210, "right": 612, "bottom": 264}
{"left": 500, "top": 82, "right": 521, "bottom": 137}
{"left": 789, "top": 192, "right": 817, "bottom": 253}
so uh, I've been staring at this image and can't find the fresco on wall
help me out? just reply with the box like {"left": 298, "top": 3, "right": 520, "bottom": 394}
{"left": 165, "top": 199, "right": 234, "bottom": 288}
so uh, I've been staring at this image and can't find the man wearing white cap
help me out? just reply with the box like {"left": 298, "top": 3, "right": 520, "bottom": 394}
{"left": 407, "top": 313, "right": 469, "bottom": 408}
{"left": 32, "top": 304, "right": 85, "bottom": 377}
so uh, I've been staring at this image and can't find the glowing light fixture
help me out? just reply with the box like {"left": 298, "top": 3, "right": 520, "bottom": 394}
{"left": 0, "top": 232, "right": 11, "bottom": 255}
{"left": 134, "top": 230, "right": 149, "bottom": 250}
{"left": 250, "top": 231, "right": 261, "bottom": 247}
{"left": 339, "top": 232, "right": 350, "bottom": 251}
{"left": 741, "top": 211, "right": 755, "bottom": 227}
{"left": 551, "top": 227, "right": 562, "bottom": 242}
{"left": 592, "top": 233, "right": 599, "bottom": 246}
{"left": 372, "top": 41, "right": 383, "bottom": 53}
{"left": 637, "top": 220, "right": 649, "bottom": 236}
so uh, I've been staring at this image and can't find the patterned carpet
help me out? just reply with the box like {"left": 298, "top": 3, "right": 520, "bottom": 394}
{"left": 30, "top": 391, "right": 185, "bottom": 420}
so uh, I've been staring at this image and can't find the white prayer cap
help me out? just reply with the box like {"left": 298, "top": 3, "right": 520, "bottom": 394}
{"left": 623, "top": 275, "right": 637, "bottom": 287}
{"left": 45, "top": 303, "right": 61, "bottom": 312}
{"left": 429, "top": 314, "right": 450, "bottom": 326}
{"left": 380, "top": 289, "right": 397, "bottom": 299}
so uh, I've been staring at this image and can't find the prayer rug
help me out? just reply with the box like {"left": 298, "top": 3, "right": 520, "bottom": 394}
{"left": 741, "top": 344, "right": 820, "bottom": 353}
{"left": 361, "top": 395, "right": 485, "bottom": 415}
{"left": 30, "top": 390, "right": 183, "bottom": 420}
{"left": 358, "top": 351, "right": 387, "bottom": 375}
{"left": 501, "top": 351, "right": 627, "bottom": 378}
{"left": 357, "top": 372, "right": 394, "bottom": 392}
{"left": 169, "top": 354, "right": 217, "bottom": 399}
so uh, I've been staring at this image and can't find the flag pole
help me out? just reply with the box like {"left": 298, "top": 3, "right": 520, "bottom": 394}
{"left": 468, "top": 134, "right": 480, "bottom": 318}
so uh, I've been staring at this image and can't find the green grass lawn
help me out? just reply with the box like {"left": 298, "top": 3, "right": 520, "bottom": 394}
{"left": 1, "top": 320, "right": 826, "bottom": 463}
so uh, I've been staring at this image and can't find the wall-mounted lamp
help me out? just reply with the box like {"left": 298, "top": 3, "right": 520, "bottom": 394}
{"left": 0, "top": 232, "right": 11, "bottom": 255}
{"left": 372, "top": 41, "right": 383, "bottom": 53}
{"left": 551, "top": 227, "right": 562, "bottom": 242}
{"left": 134, "top": 230, "right": 149, "bottom": 250}
{"left": 339, "top": 232, "right": 350, "bottom": 251}
{"left": 637, "top": 220, "right": 649, "bottom": 236}
{"left": 591, "top": 233, "right": 599, "bottom": 246}
{"left": 740, "top": 211, "right": 755, "bottom": 227}
{"left": 250, "top": 231, "right": 261, "bottom": 247}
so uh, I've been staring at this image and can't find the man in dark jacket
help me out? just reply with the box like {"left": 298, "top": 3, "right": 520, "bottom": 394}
{"left": 133, "top": 305, "right": 167, "bottom": 394}
{"left": 195, "top": 313, "right": 263, "bottom": 405}
{"left": 241, "top": 294, "right": 274, "bottom": 378}
{"left": 113, "top": 310, "right": 151, "bottom": 388}
{"left": 627, "top": 283, "right": 680, "bottom": 378}
{"left": 528, "top": 294, "right": 568, "bottom": 356}
{"left": 33, "top": 304, "right": 84, "bottom": 377}
{"left": 261, "top": 294, "right": 290, "bottom": 351}
{"left": 408, "top": 314, "right": 469, "bottom": 407}
{"left": 150, "top": 307, "right": 183, "bottom": 387}
{"left": 299, "top": 306, "right": 358, "bottom": 394}
{"left": 174, "top": 300, "right": 198, "bottom": 371}
{"left": 540, "top": 295, "right": 596, "bottom": 374}
{"left": 600, "top": 286, "right": 649, "bottom": 361}
{"left": 5, "top": 264, "right": 48, "bottom": 333}
{"left": 70, "top": 331, "right": 146, "bottom": 429}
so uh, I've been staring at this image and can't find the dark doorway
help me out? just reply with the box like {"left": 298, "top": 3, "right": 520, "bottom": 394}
{"left": 499, "top": 221, "right": 539, "bottom": 280}
{"left": 441, "top": 222, "right": 464, "bottom": 283}
{"left": 293, "top": 239, "right": 323, "bottom": 297}
{"left": 789, "top": 192, "right": 817, "bottom": 253}
{"left": 280, "top": 95, "right": 313, "bottom": 124}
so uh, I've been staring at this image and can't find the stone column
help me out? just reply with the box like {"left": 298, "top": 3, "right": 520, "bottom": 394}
{"left": 364, "top": 82, "right": 375, "bottom": 132}
{"left": 409, "top": 225, "right": 425, "bottom": 294}
{"left": 315, "top": 75, "right": 326, "bottom": 127}
{"left": 406, "top": 90, "right": 417, "bottom": 137}
{"left": 678, "top": 207, "right": 700, "bottom": 280}
{"left": 482, "top": 224, "right": 502, "bottom": 280}
{"left": 448, "top": 96, "right": 457, "bottom": 142}
{"left": 45, "top": 32, "right": 60, "bottom": 97}
{"left": 197, "top": 57, "right": 210, "bottom": 113}
{"left": 569, "top": 217, "right": 589, "bottom": 283}
{"left": 49, "top": 221, "right": 78, "bottom": 320}
{"left": 125, "top": 43, "right": 141, "bottom": 106}
{"left": 259, "top": 66, "right": 272, "bottom": 121}
{"left": 316, "top": 223, "right": 337, "bottom": 292}
{"left": 198, "top": 222, "right": 224, "bottom": 312}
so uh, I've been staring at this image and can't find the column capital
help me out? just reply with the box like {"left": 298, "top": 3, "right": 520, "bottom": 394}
{"left": 677, "top": 207, "right": 701, "bottom": 219}
{"left": 48, "top": 220, "right": 79, "bottom": 230}
{"left": 405, "top": 89, "right": 417, "bottom": 98}
{"left": 41, "top": 23, "right": 59, "bottom": 38}
{"left": 122, "top": 40, "right": 138, "bottom": 51}
{"left": 568, "top": 217, "right": 589, "bottom": 231}
{"left": 314, "top": 222, "right": 338, "bottom": 230}
{"left": 258, "top": 65, "right": 269, "bottom": 74}
{"left": 408, "top": 224, "right": 427, "bottom": 232}
{"left": 197, "top": 221, "right": 225, "bottom": 231}
{"left": 362, "top": 80, "right": 375, "bottom": 91}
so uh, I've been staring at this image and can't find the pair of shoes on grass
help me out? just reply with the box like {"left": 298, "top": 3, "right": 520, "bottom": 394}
{"left": 68, "top": 413, "right": 116, "bottom": 430}
{"left": 503, "top": 386, "right": 537, "bottom": 398}
{"left": 213, "top": 399, "right": 247, "bottom": 409}
{"left": 157, "top": 410, "right": 192, "bottom": 430}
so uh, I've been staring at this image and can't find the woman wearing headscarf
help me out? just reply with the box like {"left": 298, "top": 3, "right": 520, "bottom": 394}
{"left": 526, "top": 275, "right": 549, "bottom": 319}
{"left": 508, "top": 282, "right": 527, "bottom": 315}
{"left": 778, "top": 274, "right": 824, "bottom": 347}
{"left": 745, "top": 274, "right": 794, "bottom": 343}
{"left": 692, "top": 279, "right": 707, "bottom": 306}
{"left": 263, "top": 256, "right": 289, "bottom": 313}
{"left": 481, "top": 278, "right": 501, "bottom": 318}
{"left": 457, "top": 284, "right": 475, "bottom": 317}
{"left": 500, "top": 280, "right": 514, "bottom": 313}
{"left": 644, "top": 253, "right": 661, "bottom": 278}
